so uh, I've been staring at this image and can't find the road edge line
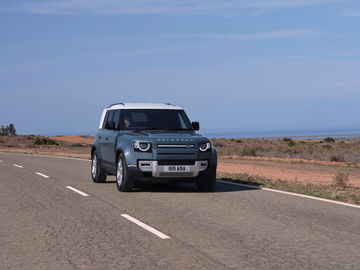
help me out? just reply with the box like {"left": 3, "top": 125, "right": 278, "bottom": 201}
{"left": 217, "top": 180, "right": 360, "bottom": 209}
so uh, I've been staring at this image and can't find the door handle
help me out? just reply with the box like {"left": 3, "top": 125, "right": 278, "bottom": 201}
{"left": 105, "top": 137, "right": 109, "bottom": 140}
{"left": 98, "top": 136, "right": 102, "bottom": 139}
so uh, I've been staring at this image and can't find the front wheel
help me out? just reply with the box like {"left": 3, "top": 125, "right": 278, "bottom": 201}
{"left": 196, "top": 170, "right": 216, "bottom": 192}
{"left": 116, "top": 154, "right": 134, "bottom": 192}
{"left": 91, "top": 151, "right": 107, "bottom": 183}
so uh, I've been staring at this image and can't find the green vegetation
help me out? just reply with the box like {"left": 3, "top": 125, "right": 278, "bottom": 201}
{"left": 218, "top": 172, "right": 359, "bottom": 205}
{"left": 241, "top": 147, "right": 256, "bottom": 157}
{"left": 324, "top": 137, "right": 335, "bottom": 143}
{"left": 287, "top": 140, "right": 295, "bottom": 147}
{"left": 34, "top": 137, "right": 59, "bottom": 146}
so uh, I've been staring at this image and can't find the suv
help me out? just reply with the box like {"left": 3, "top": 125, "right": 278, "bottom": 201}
{"left": 91, "top": 103, "right": 217, "bottom": 192}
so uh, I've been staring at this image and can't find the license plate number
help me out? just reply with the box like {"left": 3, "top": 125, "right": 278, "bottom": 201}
{"left": 164, "top": 166, "right": 190, "bottom": 172}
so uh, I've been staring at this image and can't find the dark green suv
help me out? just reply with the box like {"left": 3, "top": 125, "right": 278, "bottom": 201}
{"left": 91, "top": 103, "right": 217, "bottom": 192}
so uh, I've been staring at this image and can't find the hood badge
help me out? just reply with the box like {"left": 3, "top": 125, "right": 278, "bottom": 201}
{"left": 156, "top": 138, "right": 194, "bottom": 142}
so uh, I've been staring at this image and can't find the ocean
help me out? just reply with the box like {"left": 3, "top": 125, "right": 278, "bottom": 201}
{"left": 201, "top": 128, "right": 360, "bottom": 139}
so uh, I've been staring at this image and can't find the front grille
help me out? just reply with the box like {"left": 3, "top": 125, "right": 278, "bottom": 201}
{"left": 158, "top": 153, "right": 195, "bottom": 156}
{"left": 158, "top": 160, "right": 196, "bottom": 165}
{"left": 159, "top": 172, "right": 194, "bottom": 177}
{"left": 157, "top": 144, "right": 194, "bottom": 148}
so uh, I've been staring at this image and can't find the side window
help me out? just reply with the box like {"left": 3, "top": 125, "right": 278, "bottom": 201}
{"left": 103, "top": 110, "right": 114, "bottom": 129}
{"left": 102, "top": 111, "right": 109, "bottom": 129}
{"left": 113, "top": 110, "right": 120, "bottom": 129}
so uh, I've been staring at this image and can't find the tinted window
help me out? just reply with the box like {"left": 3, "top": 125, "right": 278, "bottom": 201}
{"left": 103, "top": 110, "right": 114, "bottom": 129}
{"left": 113, "top": 110, "right": 121, "bottom": 129}
{"left": 121, "top": 109, "right": 192, "bottom": 130}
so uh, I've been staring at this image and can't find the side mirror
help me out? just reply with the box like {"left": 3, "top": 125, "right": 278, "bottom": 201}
{"left": 106, "top": 121, "right": 116, "bottom": 130}
{"left": 192, "top": 121, "right": 200, "bottom": 131}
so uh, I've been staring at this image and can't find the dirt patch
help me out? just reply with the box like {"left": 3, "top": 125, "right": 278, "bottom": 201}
{"left": 218, "top": 158, "right": 360, "bottom": 187}
{"left": 0, "top": 135, "right": 91, "bottom": 159}
{"left": 51, "top": 136, "right": 93, "bottom": 145}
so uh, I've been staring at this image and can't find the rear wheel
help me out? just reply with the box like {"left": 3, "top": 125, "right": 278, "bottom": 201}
{"left": 116, "top": 154, "right": 134, "bottom": 192}
{"left": 196, "top": 170, "right": 216, "bottom": 192}
{"left": 91, "top": 151, "right": 107, "bottom": 183}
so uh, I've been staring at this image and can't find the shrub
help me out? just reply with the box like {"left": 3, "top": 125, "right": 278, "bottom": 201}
{"left": 324, "top": 137, "right": 335, "bottom": 143}
{"left": 34, "top": 137, "right": 59, "bottom": 146}
{"left": 241, "top": 147, "right": 256, "bottom": 156}
{"left": 213, "top": 141, "right": 224, "bottom": 147}
{"left": 71, "top": 143, "right": 83, "bottom": 147}
{"left": 333, "top": 172, "right": 350, "bottom": 187}
{"left": 236, "top": 139, "right": 242, "bottom": 143}
{"left": 283, "top": 137, "right": 291, "bottom": 142}
{"left": 287, "top": 140, "right": 295, "bottom": 147}
{"left": 330, "top": 155, "right": 344, "bottom": 162}
{"left": 322, "top": 144, "right": 333, "bottom": 150}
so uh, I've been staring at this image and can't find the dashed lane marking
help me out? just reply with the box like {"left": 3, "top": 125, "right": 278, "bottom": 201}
{"left": 13, "top": 164, "right": 23, "bottom": 168}
{"left": 121, "top": 214, "right": 170, "bottom": 240}
{"left": 66, "top": 186, "right": 89, "bottom": 197}
{"left": 36, "top": 172, "right": 50, "bottom": 179}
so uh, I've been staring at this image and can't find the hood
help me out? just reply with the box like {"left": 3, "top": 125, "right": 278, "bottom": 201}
{"left": 124, "top": 130, "right": 208, "bottom": 143}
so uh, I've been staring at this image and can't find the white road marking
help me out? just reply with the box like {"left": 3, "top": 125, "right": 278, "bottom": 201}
{"left": 121, "top": 214, "right": 170, "bottom": 240}
{"left": 35, "top": 172, "right": 49, "bottom": 179}
{"left": 13, "top": 164, "right": 23, "bottom": 168}
{"left": 66, "top": 186, "right": 89, "bottom": 197}
{"left": 217, "top": 180, "right": 360, "bottom": 209}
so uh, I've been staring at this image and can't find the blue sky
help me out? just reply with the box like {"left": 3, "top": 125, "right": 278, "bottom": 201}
{"left": 0, "top": 0, "right": 360, "bottom": 135}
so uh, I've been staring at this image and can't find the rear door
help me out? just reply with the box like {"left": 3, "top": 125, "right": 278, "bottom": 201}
{"left": 101, "top": 110, "right": 121, "bottom": 174}
{"left": 99, "top": 110, "right": 113, "bottom": 164}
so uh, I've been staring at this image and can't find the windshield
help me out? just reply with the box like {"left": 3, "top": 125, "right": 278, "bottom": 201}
{"left": 121, "top": 109, "right": 193, "bottom": 130}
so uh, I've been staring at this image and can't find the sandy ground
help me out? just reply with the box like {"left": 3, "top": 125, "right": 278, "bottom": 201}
{"left": 51, "top": 136, "right": 93, "bottom": 145}
{"left": 218, "top": 158, "right": 360, "bottom": 187}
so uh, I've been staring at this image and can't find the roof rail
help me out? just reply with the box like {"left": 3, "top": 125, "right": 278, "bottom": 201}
{"left": 108, "top": 103, "right": 124, "bottom": 108}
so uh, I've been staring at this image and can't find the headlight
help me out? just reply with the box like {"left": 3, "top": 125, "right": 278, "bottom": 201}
{"left": 199, "top": 142, "right": 211, "bottom": 152}
{"left": 133, "top": 141, "right": 152, "bottom": 152}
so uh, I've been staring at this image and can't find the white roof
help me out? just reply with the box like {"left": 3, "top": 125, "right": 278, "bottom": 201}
{"left": 108, "top": 103, "right": 183, "bottom": 110}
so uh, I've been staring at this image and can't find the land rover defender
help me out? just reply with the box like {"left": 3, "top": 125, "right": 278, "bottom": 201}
{"left": 91, "top": 103, "right": 217, "bottom": 192}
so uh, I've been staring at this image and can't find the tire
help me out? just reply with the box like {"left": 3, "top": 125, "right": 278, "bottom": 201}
{"left": 91, "top": 151, "right": 107, "bottom": 183}
{"left": 196, "top": 169, "right": 216, "bottom": 192}
{"left": 116, "top": 154, "right": 134, "bottom": 192}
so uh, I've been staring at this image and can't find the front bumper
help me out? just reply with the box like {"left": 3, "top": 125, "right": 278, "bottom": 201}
{"left": 136, "top": 160, "right": 208, "bottom": 177}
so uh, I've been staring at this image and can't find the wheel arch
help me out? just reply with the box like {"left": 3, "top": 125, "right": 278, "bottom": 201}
{"left": 91, "top": 145, "right": 96, "bottom": 158}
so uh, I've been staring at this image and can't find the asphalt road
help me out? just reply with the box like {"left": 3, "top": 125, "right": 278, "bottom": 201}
{"left": 0, "top": 153, "right": 359, "bottom": 270}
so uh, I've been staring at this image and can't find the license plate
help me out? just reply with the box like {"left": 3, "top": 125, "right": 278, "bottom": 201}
{"left": 164, "top": 165, "right": 190, "bottom": 172}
